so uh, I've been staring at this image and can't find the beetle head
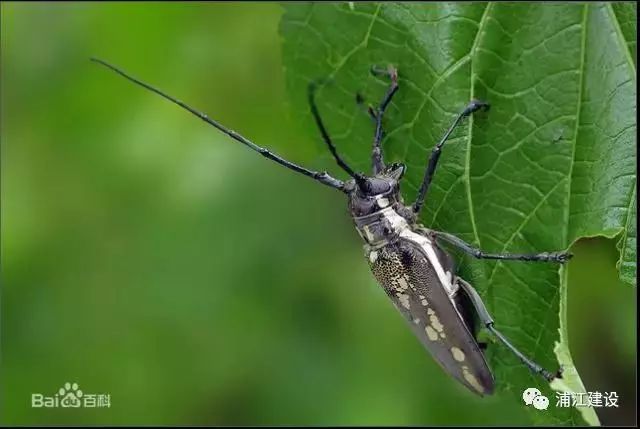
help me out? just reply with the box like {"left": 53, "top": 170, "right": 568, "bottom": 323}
{"left": 345, "top": 162, "right": 406, "bottom": 217}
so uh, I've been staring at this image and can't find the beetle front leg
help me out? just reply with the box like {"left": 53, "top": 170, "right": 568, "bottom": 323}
{"left": 369, "top": 65, "right": 399, "bottom": 175}
{"left": 457, "top": 278, "right": 562, "bottom": 382}
{"left": 434, "top": 231, "right": 573, "bottom": 264}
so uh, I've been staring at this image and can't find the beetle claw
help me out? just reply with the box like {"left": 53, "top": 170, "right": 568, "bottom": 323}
{"left": 464, "top": 99, "right": 490, "bottom": 116}
{"left": 544, "top": 365, "right": 564, "bottom": 381}
{"left": 370, "top": 64, "right": 399, "bottom": 82}
{"left": 553, "top": 252, "right": 573, "bottom": 263}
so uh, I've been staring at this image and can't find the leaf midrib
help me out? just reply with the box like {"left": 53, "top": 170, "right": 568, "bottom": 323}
{"left": 465, "top": 1, "right": 491, "bottom": 253}
{"left": 565, "top": 3, "right": 588, "bottom": 248}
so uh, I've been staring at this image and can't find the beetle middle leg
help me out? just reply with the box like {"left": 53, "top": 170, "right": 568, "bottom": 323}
{"left": 457, "top": 278, "right": 562, "bottom": 382}
{"left": 412, "top": 99, "right": 489, "bottom": 215}
{"left": 434, "top": 231, "right": 573, "bottom": 263}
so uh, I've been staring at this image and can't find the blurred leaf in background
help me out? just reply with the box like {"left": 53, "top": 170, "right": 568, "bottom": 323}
{"left": 0, "top": 2, "right": 635, "bottom": 426}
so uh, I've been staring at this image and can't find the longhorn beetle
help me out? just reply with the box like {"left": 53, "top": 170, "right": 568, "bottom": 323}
{"left": 92, "top": 59, "right": 569, "bottom": 396}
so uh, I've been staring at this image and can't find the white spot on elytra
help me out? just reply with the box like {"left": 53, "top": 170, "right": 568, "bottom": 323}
{"left": 451, "top": 347, "right": 465, "bottom": 362}
{"left": 425, "top": 325, "right": 438, "bottom": 341}
{"left": 429, "top": 313, "right": 444, "bottom": 333}
{"left": 397, "top": 277, "right": 410, "bottom": 292}
{"left": 396, "top": 293, "right": 410, "bottom": 310}
{"left": 462, "top": 366, "right": 484, "bottom": 394}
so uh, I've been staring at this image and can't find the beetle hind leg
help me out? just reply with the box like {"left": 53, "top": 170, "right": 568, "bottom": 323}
{"left": 456, "top": 278, "right": 562, "bottom": 382}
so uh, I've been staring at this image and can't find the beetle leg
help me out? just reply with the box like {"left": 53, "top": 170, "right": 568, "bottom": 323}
{"left": 369, "top": 65, "right": 399, "bottom": 175}
{"left": 434, "top": 231, "right": 573, "bottom": 264}
{"left": 457, "top": 278, "right": 562, "bottom": 381}
{"left": 412, "top": 99, "right": 489, "bottom": 214}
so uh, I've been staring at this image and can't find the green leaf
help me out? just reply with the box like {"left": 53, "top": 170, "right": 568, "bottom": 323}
{"left": 280, "top": 2, "right": 635, "bottom": 425}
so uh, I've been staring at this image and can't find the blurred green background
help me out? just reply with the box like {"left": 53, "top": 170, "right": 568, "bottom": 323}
{"left": 0, "top": 3, "right": 635, "bottom": 426}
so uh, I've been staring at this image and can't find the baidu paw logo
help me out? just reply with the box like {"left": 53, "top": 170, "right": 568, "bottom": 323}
{"left": 523, "top": 387, "right": 549, "bottom": 411}
{"left": 59, "top": 382, "right": 83, "bottom": 407}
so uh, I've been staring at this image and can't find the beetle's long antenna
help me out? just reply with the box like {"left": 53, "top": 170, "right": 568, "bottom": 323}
{"left": 308, "top": 82, "right": 369, "bottom": 190}
{"left": 90, "top": 58, "right": 346, "bottom": 192}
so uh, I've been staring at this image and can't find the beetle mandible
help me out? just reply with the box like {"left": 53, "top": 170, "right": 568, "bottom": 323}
{"left": 93, "top": 59, "right": 569, "bottom": 396}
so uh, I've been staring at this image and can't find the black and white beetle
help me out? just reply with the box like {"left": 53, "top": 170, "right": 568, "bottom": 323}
{"left": 93, "top": 59, "right": 569, "bottom": 396}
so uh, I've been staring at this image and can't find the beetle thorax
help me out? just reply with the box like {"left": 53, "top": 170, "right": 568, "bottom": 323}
{"left": 351, "top": 204, "right": 405, "bottom": 248}
{"left": 346, "top": 164, "right": 417, "bottom": 246}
